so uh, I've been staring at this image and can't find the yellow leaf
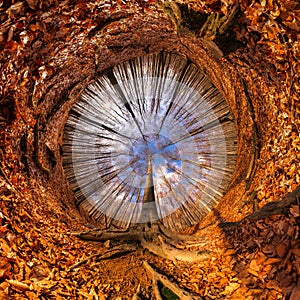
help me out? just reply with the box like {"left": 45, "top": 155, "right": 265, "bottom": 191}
{"left": 6, "top": 279, "right": 31, "bottom": 291}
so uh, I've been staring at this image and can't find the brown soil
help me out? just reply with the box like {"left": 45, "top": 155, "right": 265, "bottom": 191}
{"left": 0, "top": 0, "right": 299, "bottom": 299}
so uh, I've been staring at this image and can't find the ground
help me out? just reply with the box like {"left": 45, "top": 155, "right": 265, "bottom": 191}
{"left": 0, "top": 0, "right": 299, "bottom": 299}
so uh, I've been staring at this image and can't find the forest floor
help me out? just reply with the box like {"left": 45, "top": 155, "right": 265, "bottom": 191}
{"left": 0, "top": 167, "right": 300, "bottom": 299}
{"left": 1, "top": 0, "right": 300, "bottom": 299}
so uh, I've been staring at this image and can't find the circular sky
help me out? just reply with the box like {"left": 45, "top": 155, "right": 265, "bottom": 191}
{"left": 63, "top": 52, "right": 238, "bottom": 229}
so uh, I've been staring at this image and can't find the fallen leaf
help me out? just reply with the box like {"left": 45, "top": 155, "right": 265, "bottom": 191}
{"left": 6, "top": 280, "right": 31, "bottom": 292}
{"left": 275, "top": 243, "right": 289, "bottom": 258}
{"left": 290, "top": 284, "right": 300, "bottom": 300}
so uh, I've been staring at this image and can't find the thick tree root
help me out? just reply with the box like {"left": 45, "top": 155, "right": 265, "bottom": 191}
{"left": 72, "top": 220, "right": 212, "bottom": 299}
{"left": 219, "top": 186, "right": 300, "bottom": 228}
{"left": 72, "top": 222, "right": 212, "bottom": 263}
{"left": 73, "top": 222, "right": 204, "bottom": 243}
{"left": 132, "top": 284, "right": 142, "bottom": 300}
{"left": 67, "top": 244, "right": 136, "bottom": 272}
{"left": 142, "top": 236, "right": 211, "bottom": 263}
{"left": 73, "top": 227, "right": 143, "bottom": 242}
{"left": 143, "top": 261, "right": 202, "bottom": 300}
{"left": 158, "top": 223, "right": 202, "bottom": 242}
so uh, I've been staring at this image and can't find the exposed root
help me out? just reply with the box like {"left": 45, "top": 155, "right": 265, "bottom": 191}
{"left": 72, "top": 222, "right": 212, "bottom": 296}
{"left": 141, "top": 238, "right": 170, "bottom": 261}
{"left": 220, "top": 186, "right": 300, "bottom": 228}
{"left": 132, "top": 284, "right": 142, "bottom": 300}
{"left": 67, "top": 244, "right": 136, "bottom": 272}
{"left": 72, "top": 221, "right": 212, "bottom": 263}
{"left": 158, "top": 223, "right": 201, "bottom": 242}
{"left": 73, "top": 228, "right": 143, "bottom": 242}
{"left": 142, "top": 235, "right": 211, "bottom": 263}
{"left": 74, "top": 222, "right": 204, "bottom": 243}
{"left": 143, "top": 261, "right": 202, "bottom": 300}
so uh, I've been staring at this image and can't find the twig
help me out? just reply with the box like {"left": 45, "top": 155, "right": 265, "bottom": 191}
{"left": 6, "top": 280, "right": 31, "bottom": 292}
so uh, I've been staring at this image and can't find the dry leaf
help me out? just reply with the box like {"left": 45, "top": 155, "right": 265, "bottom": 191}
{"left": 6, "top": 280, "right": 31, "bottom": 292}
{"left": 275, "top": 243, "right": 289, "bottom": 257}
{"left": 290, "top": 285, "right": 300, "bottom": 300}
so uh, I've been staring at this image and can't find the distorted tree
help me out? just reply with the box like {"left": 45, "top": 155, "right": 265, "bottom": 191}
{"left": 62, "top": 52, "right": 238, "bottom": 297}
{"left": 0, "top": 0, "right": 299, "bottom": 298}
